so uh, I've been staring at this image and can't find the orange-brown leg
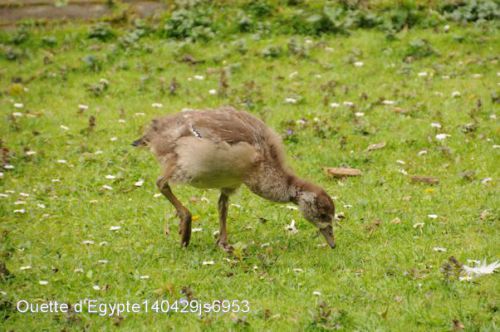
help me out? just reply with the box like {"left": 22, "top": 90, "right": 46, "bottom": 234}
{"left": 217, "top": 190, "right": 233, "bottom": 252}
{"left": 156, "top": 176, "right": 191, "bottom": 247}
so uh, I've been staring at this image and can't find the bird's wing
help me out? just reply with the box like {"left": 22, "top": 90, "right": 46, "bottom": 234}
{"left": 181, "top": 108, "right": 266, "bottom": 145}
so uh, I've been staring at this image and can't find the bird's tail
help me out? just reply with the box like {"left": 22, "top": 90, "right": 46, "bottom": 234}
{"left": 131, "top": 137, "right": 147, "bottom": 147}
{"left": 132, "top": 119, "right": 159, "bottom": 147}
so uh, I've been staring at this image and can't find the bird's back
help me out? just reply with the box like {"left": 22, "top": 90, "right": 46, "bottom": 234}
{"left": 140, "top": 107, "right": 287, "bottom": 188}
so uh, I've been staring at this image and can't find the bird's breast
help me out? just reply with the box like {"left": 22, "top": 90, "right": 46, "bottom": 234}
{"left": 172, "top": 137, "right": 258, "bottom": 189}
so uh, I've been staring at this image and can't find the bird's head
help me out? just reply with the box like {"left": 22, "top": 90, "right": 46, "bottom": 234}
{"left": 294, "top": 182, "right": 336, "bottom": 248}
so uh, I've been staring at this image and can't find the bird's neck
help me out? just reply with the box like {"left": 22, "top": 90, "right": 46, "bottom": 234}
{"left": 245, "top": 166, "right": 311, "bottom": 204}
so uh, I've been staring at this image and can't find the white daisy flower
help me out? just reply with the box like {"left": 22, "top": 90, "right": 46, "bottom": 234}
{"left": 4, "top": 165, "right": 14, "bottom": 170}
{"left": 418, "top": 72, "right": 428, "bottom": 77}
{"left": 428, "top": 214, "right": 438, "bottom": 219}
{"left": 109, "top": 226, "right": 121, "bottom": 231}
{"left": 82, "top": 240, "right": 94, "bottom": 245}
{"left": 152, "top": 103, "right": 163, "bottom": 108}
{"left": 285, "top": 219, "right": 298, "bottom": 234}
{"left": 285, "top": 97, "right": 297, "bottom": 104}
{"left": 431, "top": 122, "right": 441, "bottom": 128}
{"left": 435, "top": 133, "right": 450, "bottom": 141}
{"left": 93, "top": 285, "right": 100, "bottom": 291}
{"left": 102, "top": 185, "right": 113, "bottom": 190}
{"left": 20, "top": 265, "right": 32, "bottom": 270}
{"left": 451, "top": 91, "right": 461, "bottom": 98}
{"left": 330, "top": 102, "right": 340, "bottom": 108}
{"left": 105, "top": 175, "right": 116, "bottom": 180}
{"left": 481, "top": 178, "right": 492, "bottom": 184}
{"left": 12, "top": 112, "right": 23, "bottom": 117}
{"left": 194, "top": 75, "right": 205, "bottom": 80}
{"left": 354, "top": 61, "right": 364, "bottom": 67}
{"left": 78, "top": 104, "right": 89, "bottom": 111}
{"left": 209, "top": 89, "right": 217, "bottom": 95}
{"left": 202, "top": 261, "right": 215, "bottom": 265}
{"left": 134, "top": 179, "right": 144, "bottom": 187}
{"left": 433, "top": 247, "right": 447, "bottom": 252}
{"left": 39, "top": 280, "right": 49, "bottom": 285}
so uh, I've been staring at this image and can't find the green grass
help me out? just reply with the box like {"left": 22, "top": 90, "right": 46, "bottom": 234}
{"left": 1, "top": 22, "right": 499, "bottom": 331}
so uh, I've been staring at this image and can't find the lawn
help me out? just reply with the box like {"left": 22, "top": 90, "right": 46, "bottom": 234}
{"left": 1, "top": 14, "right": 499, "bottom": 331}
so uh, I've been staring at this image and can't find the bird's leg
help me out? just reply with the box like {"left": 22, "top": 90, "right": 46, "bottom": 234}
{"left": 217, "top": 191, "right": 233, "bottom": 252}
{"left": 156, "top": 176, "right": 191, "bottom": 247}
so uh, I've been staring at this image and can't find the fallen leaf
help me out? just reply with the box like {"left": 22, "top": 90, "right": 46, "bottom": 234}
{"left": 366, "top": 142, "right": 386, "bottom": 152}
{"left": 411, "top": 176, "right": 439, "bottom": 185}
{"left": 325, "top": 167, "right": 362, "bottom": 178}
{"left": 453, "top": 319, "right": 464, "bottom": 331}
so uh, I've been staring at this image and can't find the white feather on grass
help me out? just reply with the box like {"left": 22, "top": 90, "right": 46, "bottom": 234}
{"left": 460, "top": 260, "right": 500, "bottom": 281}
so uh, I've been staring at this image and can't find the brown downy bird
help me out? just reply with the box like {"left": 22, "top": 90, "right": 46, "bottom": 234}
{"left": 133, "top": 107, "right": 335, "bottom": 251}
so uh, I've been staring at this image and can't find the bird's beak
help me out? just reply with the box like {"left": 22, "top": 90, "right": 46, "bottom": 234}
{"left": 319, "top": 225, "right": 336, "bottom": 249}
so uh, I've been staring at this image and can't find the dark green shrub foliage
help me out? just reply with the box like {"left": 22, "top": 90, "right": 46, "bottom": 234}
{"left": 155, "top": 0, "right": 498, "bottom": 41}
{"left": 442, "top": 0, "right": 500, "bottom": 23}
{"left": 405, "top": 38, "right": 438, "bottom": 59}
{"left": 244, "top": 0, "right": 274, "bottom": 17}
{"left": 9, "top": 27, "right": 30, "bottom": 45}
{"left": 88, "top": 23, "right": 116, "bottom": 41}
{"left": 164, "top": 4, "right": 215, "bottom": 41}
{"left": 82, "top": 55, "right": 102, "bottom": 72}
{"left": 261, "top": 45, "right": 283, "bottom": 58}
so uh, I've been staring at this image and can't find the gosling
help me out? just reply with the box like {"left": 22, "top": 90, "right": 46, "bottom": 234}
{"left": 133, "top": 106, "right": 335, "bottom": 251}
